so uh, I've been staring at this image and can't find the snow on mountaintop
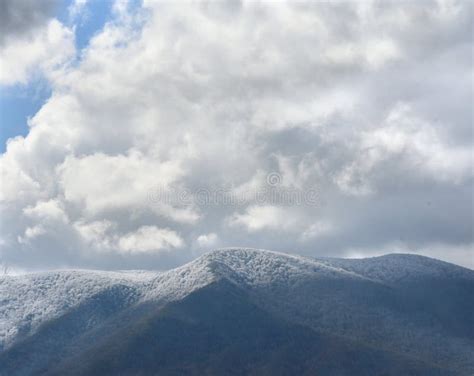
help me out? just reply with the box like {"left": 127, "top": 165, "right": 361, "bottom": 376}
{"left": 0, "top": 248, "right": 356, "bottom": 349}
{"left": 0, "top": 270, "right": 157, "bottom": 348}
{"left": 1, "top": 248, "right": 470, "bottom": 350}
{"left": 195, "top": 248, "right": 371, "bottom": 285}
{"left": 142, "top": 247, "right": 372, "bottom": 301}
{"left": 318, "top": 253, "right": 474, "bottom": 284}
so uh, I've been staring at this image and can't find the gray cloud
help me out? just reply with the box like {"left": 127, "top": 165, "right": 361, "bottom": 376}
{"left": 0, "top": 0, "right": 472, "bottom": 270}
{"left": 0, "top": 0, "right": 73, "bottom": 86}
{"left": 0, "top": 0, "right": 58, "bottom": 46}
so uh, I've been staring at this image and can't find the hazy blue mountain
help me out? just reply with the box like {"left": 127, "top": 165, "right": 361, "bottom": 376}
{"left": 1, "top": 248, "right": 473, "bottom": 375}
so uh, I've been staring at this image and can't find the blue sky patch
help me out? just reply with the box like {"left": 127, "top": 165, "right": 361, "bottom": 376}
{"left": 0, "top": 0, "right": 114, "bottom": 153}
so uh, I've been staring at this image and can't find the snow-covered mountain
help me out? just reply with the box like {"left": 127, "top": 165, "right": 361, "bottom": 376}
{"left": 1, "top": 248, "right": 473, "bottom": 375}
{"left": 0, "top": 248, "right": 364, "bottom": 349}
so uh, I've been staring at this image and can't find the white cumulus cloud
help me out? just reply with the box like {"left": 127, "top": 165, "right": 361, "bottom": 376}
{"left": 0, "top": 0, "right": 472, "bottom": 269}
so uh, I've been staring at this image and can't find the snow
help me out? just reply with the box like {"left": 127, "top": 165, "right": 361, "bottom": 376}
{"left": 197, "top": 248, "right": 371, "bottom": 284}
{"left": 1, "top": 248, "right": 471, "bottom": 350}
{"left": 0, "top": 270, "right": 156, "bottom": 349}
{"left": 317, "top": 253, "right": 473, "bottom": 284}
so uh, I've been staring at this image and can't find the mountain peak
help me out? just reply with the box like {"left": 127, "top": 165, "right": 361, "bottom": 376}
{"left": 192, "top": 247, "right": 369, "bottom": 286}
{"left": 2, "top": 248, "right": 472, "bottom": 359}
{"left": 320, "top": 252, "right": 473, "bottom": 284}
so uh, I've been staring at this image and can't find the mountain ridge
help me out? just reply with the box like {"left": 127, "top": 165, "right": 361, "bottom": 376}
{"left": 1, "top": 248, "right": 472, "bottom": 348}
{"left": 1, "top": 248, "right": 473, "bottom": 375}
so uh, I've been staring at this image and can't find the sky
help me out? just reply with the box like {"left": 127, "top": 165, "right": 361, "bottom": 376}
{"left": 0, "top": 0, "right": 472, "bottom": 271}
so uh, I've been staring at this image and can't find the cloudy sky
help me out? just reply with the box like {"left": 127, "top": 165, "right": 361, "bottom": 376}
{"left": 0, "top": 0, "right": 472, "bottom": 271}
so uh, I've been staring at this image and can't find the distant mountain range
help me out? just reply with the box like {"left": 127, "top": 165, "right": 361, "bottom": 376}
{"left": 1, "top": 248, "right": 473, "bottom": 375}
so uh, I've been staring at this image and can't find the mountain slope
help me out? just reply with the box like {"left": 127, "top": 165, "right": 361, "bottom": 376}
{"left": 1, "top": 248, "right": 473, "bottom": 375}
{"left": 1, "top": 279, "right": 454, "bottom": 376}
